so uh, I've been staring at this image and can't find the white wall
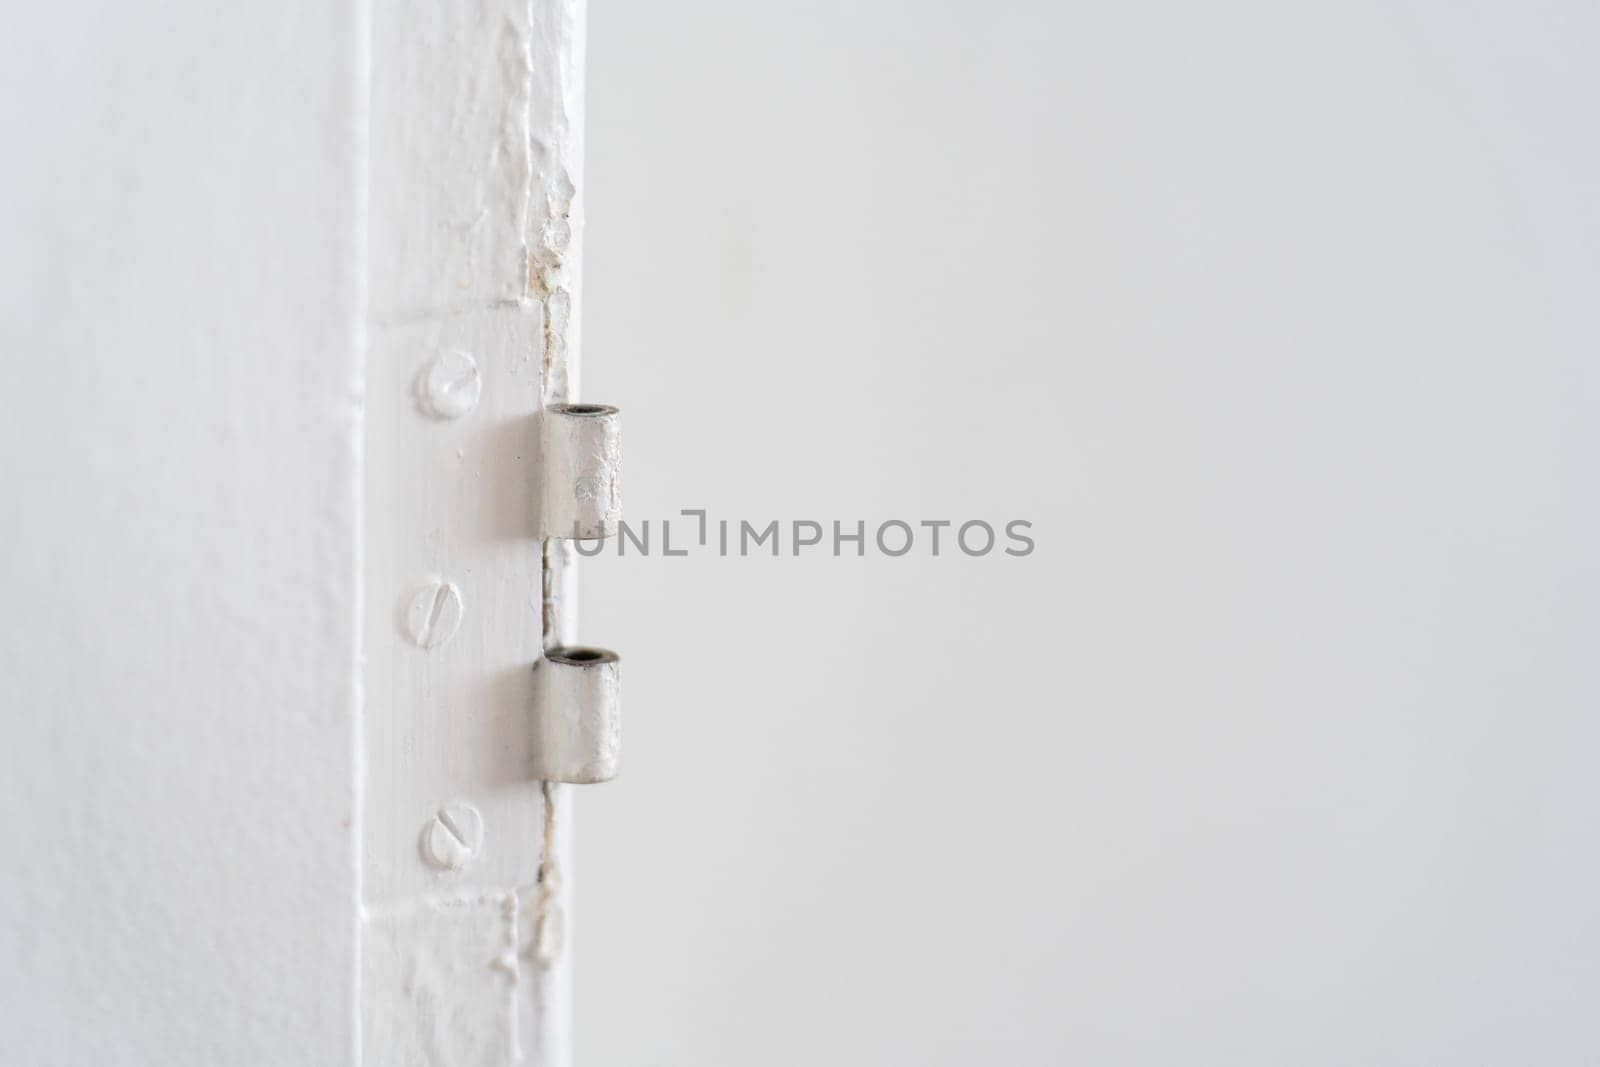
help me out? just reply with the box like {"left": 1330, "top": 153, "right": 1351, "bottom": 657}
{"left": 0, "top": 2, "right": 363, "bottom": 1063}
{"left": 3, "top": 2, "right": 1596, "bottom": 1065}
{"left": 578, "top": 2, "right": 1600, "bottom": 1064}
{"left": 0, "top": 1, "right": 594, "bottom": 1062}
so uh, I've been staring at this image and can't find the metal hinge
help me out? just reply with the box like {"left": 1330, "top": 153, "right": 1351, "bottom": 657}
{"left": 535, "top": 402, "right": 623, "bottom": 784}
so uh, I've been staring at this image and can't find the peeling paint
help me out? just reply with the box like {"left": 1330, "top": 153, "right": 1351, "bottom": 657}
{"left": 526, "top": 0, "right": 587, "bottom": 407}
{"left": 530, "top": 167, "right": 577, "bottom": 404}
{"left": 534, "top": 780, "right": 566, "bottom": 968}
{"left": 363, "top": 893, "right": 521, "bottom": 1067}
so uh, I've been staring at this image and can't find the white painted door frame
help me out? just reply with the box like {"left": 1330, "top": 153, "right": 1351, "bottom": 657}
{"left": 361, "top": 1, "right": 594, "bottom": 1064}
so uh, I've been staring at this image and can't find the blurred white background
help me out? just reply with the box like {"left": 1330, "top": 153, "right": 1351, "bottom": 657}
{"left": 577, "top": 2, "right": 1599, "bottom": 1063}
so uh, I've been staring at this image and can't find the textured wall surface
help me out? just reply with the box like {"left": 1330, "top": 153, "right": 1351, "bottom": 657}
{"left": 0, "top": 1, "right": 364, "bottom": 1063}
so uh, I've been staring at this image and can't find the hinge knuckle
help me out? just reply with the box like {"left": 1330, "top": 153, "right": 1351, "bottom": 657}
{"left": 541, "top": 403, "right": 622, "bottom": 540}
{"left": 533, "top": 647, "right": 622, "bottom": 784}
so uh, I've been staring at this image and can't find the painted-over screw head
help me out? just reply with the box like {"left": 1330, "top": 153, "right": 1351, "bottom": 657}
{"left": 421, "top": 802, "right": 483, "bottom": 870}
{"left": 404, "top": 580, "right": 463, "bottom": 649}
{"left": 419, "top": 350, "right": 482, "bottom": 419}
